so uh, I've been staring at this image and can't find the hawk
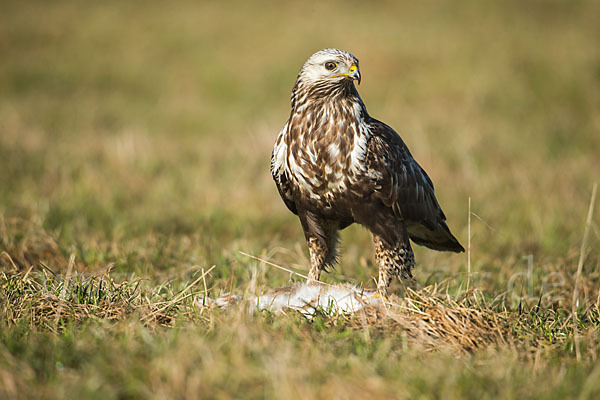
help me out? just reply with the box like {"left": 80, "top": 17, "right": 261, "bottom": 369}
{"left": 271, "top": 48, "right": 464, "bottom": 293}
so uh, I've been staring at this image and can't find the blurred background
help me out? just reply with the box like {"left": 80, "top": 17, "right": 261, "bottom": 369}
{"left": 1, "top": 0, "right": 599, "bottom": 295}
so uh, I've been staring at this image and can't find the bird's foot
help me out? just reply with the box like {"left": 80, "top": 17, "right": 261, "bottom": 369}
{"left": 374, "top": 285, "right": 389, "bottom": 302}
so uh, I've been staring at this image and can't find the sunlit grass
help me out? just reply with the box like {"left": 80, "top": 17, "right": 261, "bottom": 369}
{"left": 1, "top": 0, "right": 600, "bottom": 398}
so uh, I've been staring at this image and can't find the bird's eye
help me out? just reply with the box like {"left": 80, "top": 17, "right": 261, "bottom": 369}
{"left": 325, "top": 62, "right": 337, "bottom": 71}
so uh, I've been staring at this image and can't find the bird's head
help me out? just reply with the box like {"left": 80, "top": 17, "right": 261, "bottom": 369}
{"left": 297, "top": 48, "right": 361, "bottom": 89}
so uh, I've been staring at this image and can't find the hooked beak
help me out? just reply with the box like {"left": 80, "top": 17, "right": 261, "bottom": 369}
{"left": 332, "top": 63, "right": 361, "bottom": 85}
{"left": 349, "top": 64, "right": 361, "bottom": 85}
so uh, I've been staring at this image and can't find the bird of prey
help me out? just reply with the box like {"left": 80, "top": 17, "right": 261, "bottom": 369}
{"left": 271, "top": 48, "right": 464, "bottom": 293}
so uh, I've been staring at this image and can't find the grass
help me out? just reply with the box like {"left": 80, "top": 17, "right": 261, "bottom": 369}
{"left": 1, "top": 0, "right": 600, "bottom": 398}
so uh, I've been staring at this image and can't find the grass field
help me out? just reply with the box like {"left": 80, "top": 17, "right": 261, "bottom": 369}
{"left": 1, "top": 0, "right": 600, "bottom": 398}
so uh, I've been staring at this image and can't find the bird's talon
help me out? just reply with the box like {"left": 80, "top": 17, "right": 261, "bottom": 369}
{"left": 372, "top": 292, "right": 389, "bottom": 302}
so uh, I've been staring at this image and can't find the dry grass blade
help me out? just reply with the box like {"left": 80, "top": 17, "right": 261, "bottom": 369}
{"left": 1, "top": 251, "right": 19, "bottom": 271}
{"left": 239, "top": 251, "right": 310, "bottom": 281}
{"left": 347, "top": 286, "right": 516, "bottom": 353}
{"left": 201, "top": 267, "right": 209, "bottom": 307}
{"left": 467, "top": 196, "right": 472, "bottom": 292}
{"left": 572, "top": 182, "right": 598, "bottom": 360}
{"left": 141, "top": 264, "right": 217, "bottom": 323}
{"left": 54, "top": 253, "right": 75, "bottom": 329}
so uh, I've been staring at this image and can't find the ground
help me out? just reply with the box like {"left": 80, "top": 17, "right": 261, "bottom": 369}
{"left": 1, "top": 0, "right": 600, "bottom": 398}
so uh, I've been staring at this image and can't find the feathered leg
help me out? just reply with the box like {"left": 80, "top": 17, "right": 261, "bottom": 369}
{"left": 307, "top": 237, "right": 326, "bottom": 282}
{"left": 373, "top": 234, "right": 414, "bottom": 293}
{"left": 306, "top": 230, "right": 340, "bottom": 283}
{"left": 302, "top": 216, "right": 340, "bottom": 284}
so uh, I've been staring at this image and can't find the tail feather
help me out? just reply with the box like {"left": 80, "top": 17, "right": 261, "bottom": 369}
{"left": 406, "top": 221, "right": 464, "bottom": 252}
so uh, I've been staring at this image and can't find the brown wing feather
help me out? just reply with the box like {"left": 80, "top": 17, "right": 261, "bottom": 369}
{"left": 271, "top": 147, "right": 298, "bottom": 215}
{"left": 365, "top": 119, "right": 464, "bottom": 252}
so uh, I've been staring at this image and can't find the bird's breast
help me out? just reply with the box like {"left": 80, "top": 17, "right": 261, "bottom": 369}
{"left": 285, "top": 120, "right": 370, "bottom": 206}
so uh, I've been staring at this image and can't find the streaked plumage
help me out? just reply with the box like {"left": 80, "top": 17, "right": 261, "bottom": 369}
{"left": 271, "top": 48, "right": 464, "bottom": 292}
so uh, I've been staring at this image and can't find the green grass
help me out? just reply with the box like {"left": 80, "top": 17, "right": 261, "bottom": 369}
{"left": 1, "top": 0, "right": 600, "bottom": 398}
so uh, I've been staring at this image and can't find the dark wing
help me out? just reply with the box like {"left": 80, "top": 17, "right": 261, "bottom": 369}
{"left": 271, "top": 132, "right": 298, "bottom": 215}
{"left": 365, "top": 119, "right": 464, "bottom": 252}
